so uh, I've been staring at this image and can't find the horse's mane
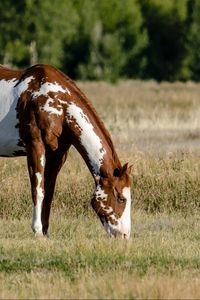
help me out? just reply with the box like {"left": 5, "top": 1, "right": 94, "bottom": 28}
{"left": 59, "top": 71, "right": 121, "bottom": 169}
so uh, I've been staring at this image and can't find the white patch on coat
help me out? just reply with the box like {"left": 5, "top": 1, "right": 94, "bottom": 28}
{"left": 96, "top": 197, "right": 113, "bottom": 214}
{"left": 32, "top": 172, "right": 44, "bottom": 234}
{"left": 0, "top": 79, "right": 17, "bottom": 123}
{"left": 15, "top": 76, "right": 34, "bottom": 97}
{"left": 103, "top": 206, "right": 113, "bottom": 214}
{"left": 95, "top": 185, "right": 108, "bottom": 201}
{"left": 32, "top": 81, "right": 71, "bottom": 98}
{"left": 42, "top": 97, "right": 63, "bottom": 115}
{"left": 66, "top": 102, "right": 106, "bottom": 174}
{"left": 40, "top": 154, "right": 45, "bottom": 167}
{"left": 32, "top": 81, "right": 70, "bottom": 116}
{"left": 109, "top": 214, "right": 118, "bottom": 222}
{"left": 0, "top": 76, "right": 34, "bottom": 156}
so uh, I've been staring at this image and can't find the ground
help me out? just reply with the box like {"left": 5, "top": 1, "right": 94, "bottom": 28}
{"left": 0, "top": 80, "right": 200, "bottom": 299}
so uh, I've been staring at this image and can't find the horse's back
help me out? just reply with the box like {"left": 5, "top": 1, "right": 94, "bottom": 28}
{"left": 0, "top": 64, "right": 86, "bottom": 156}
{"left": 0, "top": 65, "right": 22, "bottom": 81}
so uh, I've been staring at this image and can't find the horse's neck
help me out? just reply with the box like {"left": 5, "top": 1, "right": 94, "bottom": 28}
{"left": 65, "top": 101, "right": 121, "bottom": 178}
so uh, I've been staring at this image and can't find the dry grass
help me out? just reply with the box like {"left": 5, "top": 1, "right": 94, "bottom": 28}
{"left": 79, "top": 80, "right": 200, "bottom": 153}
{"left": 2, "top": 273, "right": 200, "bottom": 299}
{"left": 1, "top": 80, "right": 200, "bottom": 299}
{"left": 1, "top": 151, "right": 200, "bottom": 218}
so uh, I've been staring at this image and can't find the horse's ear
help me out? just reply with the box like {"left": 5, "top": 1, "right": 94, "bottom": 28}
{"left": 120, "top": 163, "right": 128, "bottom": 176}
{"left": 127, "top": 164, "right": 133, "bottom": 175}
{"left": 120, "top": 163, "right": 133, "bottom": 176}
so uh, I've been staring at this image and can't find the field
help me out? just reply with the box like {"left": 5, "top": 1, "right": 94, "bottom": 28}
{"left": 1, "top": 80, "right": 200, "bottom": 299}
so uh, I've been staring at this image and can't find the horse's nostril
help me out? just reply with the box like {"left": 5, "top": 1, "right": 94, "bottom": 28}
{"left": 123, "top": 233, "right": 129, "bottom": 239}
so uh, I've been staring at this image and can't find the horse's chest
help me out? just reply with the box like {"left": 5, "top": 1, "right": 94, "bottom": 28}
{"left": 0, "top": 79, "right": 24, "bottom": 156}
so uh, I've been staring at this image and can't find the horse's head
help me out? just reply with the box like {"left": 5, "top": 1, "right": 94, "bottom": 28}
{"left": 92, "top": 163, "right": 132, "bottom": 239}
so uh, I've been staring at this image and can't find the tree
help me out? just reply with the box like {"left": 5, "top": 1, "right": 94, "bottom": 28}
{"left": 98, "top": 0, "right": 148, "bottom": 80}
{"left": 0, "top": 0, "right": 79, "bottom": 68}
{"left": 187, "top": 0, "right": 200, "bottom": 80}
{"left": 140, "top": 0, "right": 189, "bottom": 81}
{"left": 0, "top": 0, "right": 195, "bottom": 81}
{"left": 0, "top": 0, "right": 28, "bottom": 66}
{"left": 63, "top": 0, "right": 148, "bottom": 81}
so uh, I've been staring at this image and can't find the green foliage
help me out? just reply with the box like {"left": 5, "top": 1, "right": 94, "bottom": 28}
{"left": 0, "top": 0, "right": 199, "bottom": 81}
{"left": 140, "top": 0, "right": 190, "bottom": 81}
{"left": 187, "top": 0, "right": 200, "bottom": 80}
{"left": 64, "top": 0, "right": 147, "bottom": 81}
{"left": 0, "top": 0, "right": 78, "bottom": 68}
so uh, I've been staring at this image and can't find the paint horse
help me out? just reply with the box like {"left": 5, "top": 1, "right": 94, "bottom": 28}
{"left": 0, "top": 64, "right": 132, "bottom": 239}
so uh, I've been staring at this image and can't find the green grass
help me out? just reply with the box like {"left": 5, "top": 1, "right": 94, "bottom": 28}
{"left": 1, "top": 80, "right": 200, "bottom": 298}
{"left": 1, "top": 211, "right": 200, "bottom": 299}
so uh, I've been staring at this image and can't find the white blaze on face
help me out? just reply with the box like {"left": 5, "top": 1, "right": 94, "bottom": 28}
{"left": 32, "top": 82, "right": 71, "bottom": 116}
{"left": 32, "top": 172, "right": 44, "bottom": 235}
{"left": 118, "top": 187, "right": 132, "bottom": 238}
{"left": 0, "top": 76, "right": 34, "bottom": 156}
{"left": 66, "top": 102, "right": 106, "bottom": 174}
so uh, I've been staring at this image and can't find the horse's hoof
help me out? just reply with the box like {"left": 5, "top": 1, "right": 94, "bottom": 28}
{"left": 33, "top": 232, "right": 44, "bottom": 239}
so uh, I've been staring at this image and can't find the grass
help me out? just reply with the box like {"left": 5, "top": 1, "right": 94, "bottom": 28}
{"left": 1, "top": 212, "right": 200, "bottom": 298}
{"left": 1, "top": 151, "right": 199, "bottom": 218}
{"left": 1, "top": 80, "right": 200, "bottom": 298}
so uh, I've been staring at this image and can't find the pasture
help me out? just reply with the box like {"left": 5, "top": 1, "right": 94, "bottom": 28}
{"left": 1, "top": 80, "right": 200, "bottom": 299}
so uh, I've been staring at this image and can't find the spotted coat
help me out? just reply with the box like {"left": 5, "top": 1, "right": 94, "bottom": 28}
{"left": 0, "top": 64, "right": 132, "bottom": 239}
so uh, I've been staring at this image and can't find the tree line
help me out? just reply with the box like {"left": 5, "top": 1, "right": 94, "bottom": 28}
{"left": 0, "top": 0, "right": 199, "bottom": 82}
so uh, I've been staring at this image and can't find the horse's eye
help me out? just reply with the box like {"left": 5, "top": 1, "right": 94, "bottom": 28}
{"left": 113, "top": 189, "right": 126, "bottom": 204}
{"left": 117, "top": 195, "right": 126, "bottom": 204}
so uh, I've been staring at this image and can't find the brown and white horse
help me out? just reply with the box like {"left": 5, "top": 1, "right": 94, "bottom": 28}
{"left": 0, "top": 64, "right": 132, "bottom": 239}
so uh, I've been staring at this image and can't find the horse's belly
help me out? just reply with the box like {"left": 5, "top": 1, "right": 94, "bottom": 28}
{"left": 0, "top": 125, "right": 25, "bottom": 157}
{"left": 0, "top": 78, "right": 26, "bottom": 157}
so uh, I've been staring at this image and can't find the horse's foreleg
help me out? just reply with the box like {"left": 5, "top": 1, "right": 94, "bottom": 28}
{"left": 27, "top": 140, "right": 46, "bottom": 236}
{"left": 42, "top": 150, "right": 68, "bottom": 235}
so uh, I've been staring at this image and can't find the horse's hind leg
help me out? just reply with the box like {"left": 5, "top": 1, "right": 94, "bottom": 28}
{"left": 26, "top": 139, "right": 46, "bottom": 236}
{"left": 41, "top": 148, "right": 69, "bottom": 235}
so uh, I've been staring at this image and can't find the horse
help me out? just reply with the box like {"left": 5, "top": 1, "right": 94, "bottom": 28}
{"left": 0, "top": 64, "right": 132, "bottom": 239}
